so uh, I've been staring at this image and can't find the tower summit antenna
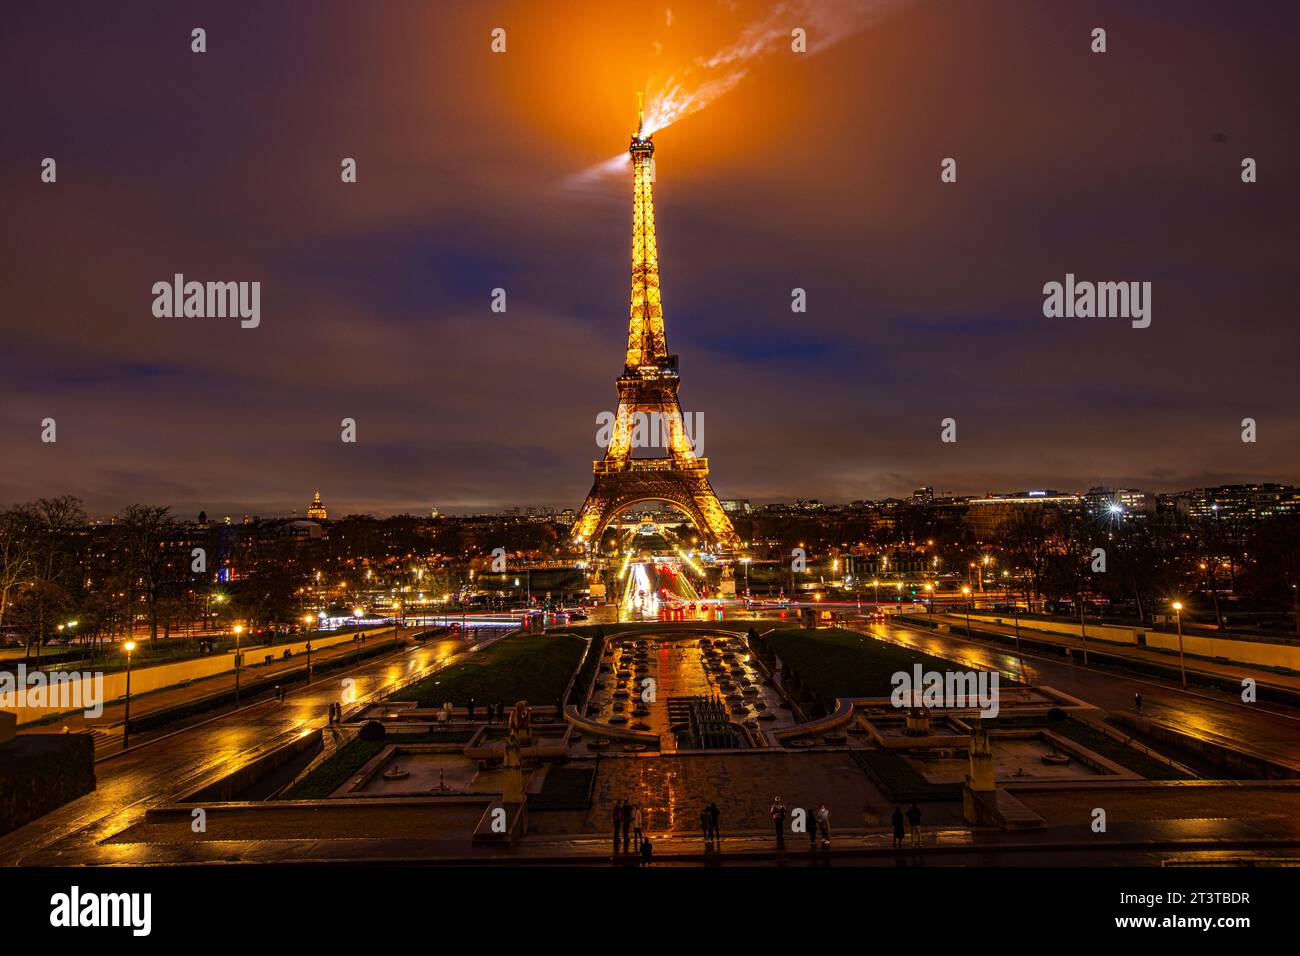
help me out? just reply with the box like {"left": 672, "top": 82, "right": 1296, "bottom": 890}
{"left": 636, "top": 92, "right": 645, "bottom": 138}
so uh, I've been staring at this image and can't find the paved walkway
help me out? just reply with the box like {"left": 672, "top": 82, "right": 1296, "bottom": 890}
{"left": 18, "top": 628, "right": 415, "bottom": 757}
{"left": 925, "top": 612, "right": 1300, "bottom": 693}
{"left": 21, "top": 813, "right": 1300, "bottom": 867}
{"left": 0, "top": 628, "right": 504, "bottom": 867}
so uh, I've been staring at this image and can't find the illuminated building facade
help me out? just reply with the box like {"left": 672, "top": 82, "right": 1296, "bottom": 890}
{"left": 306, "top": 490, "right": 328, "bottom": 521}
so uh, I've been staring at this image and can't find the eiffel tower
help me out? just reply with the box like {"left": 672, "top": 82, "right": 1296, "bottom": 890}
{"left": 571, "top": 103, "right": 740, "bottom": 552}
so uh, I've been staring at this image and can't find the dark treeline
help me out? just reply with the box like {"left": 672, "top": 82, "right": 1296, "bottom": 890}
{"left": 0, "top": 499, "right": 569, "bottom": 658}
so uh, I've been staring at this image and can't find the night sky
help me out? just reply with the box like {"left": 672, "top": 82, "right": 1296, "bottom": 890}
{"left": 3, "top": 0, "right": 1298, "bottom": 519}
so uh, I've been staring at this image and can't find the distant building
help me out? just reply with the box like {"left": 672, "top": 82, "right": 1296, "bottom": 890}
{"left": 282, "top": 519, "right": 324, "bottom": 542}
{"left": 1083, "top": 487, "right": 1153, "bottom": 522}
{"left": 306, "top": 490, "right": 328, "bottom": 521}
{"left": 1179, "top": 483, "right": 1299, "bottom": 523}
{"left": 720, "top": 499, "right": 751, "bottom": 514}
{"left": 964, "top": 490, "right": 1080, "bottom": 538}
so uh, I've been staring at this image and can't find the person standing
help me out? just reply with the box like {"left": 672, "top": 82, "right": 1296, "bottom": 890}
{"left": 639, "top": 835, "right": 653, "bottom": 867}
{"left": 468, "top": 697, "right": 476, "bottom": 721}
{"left": 612, "top": 799, "right": 624, "bottom": 852}
{"left": 817, "top": 803, "right": 831, "bottom": 847}
{"left": 700, "top": 806, "right": 713, "bottom": 846}
{"left": 707, "top": 801, "right": 721, "bottom": 845}
{"left": 622, "top": 801, "right": 633, "bottom": 853}
{"left": 631, "top": 804, "right": 644, "bottom": 847}
{"left": 907, "top": 802, "right": 923, "bottom": 848}
{"left": 891, "top": 805, "right": 905, "bottom": 849}
{"left": 770, "top": 796, "right": 787, "bottom": 848}
{"left": 1134, "top": 692, "right": 1143, "bottom": 716}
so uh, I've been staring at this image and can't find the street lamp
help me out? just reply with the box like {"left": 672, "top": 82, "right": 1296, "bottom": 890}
{"left": 924, "top": 583, "right": 934, "bottom": 621}
{"left": 1172, "top": 601, "right": 1187, "bottom": 689}
{"left": 232, "top": 624, "right": 244, "bottom": 704}
{"left": 122, "top": 641, "right": 136, "bottom": 750}
{"left": 962, "top": 585, "right": 972, "bottom": 635}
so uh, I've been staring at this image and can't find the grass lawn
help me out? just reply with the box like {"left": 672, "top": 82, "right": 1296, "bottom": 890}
{"left": 398, "top": 634, "right": 586, "bottom": 708}
{"left": 760, "top": 626, "right": 1001, "bottom": 701}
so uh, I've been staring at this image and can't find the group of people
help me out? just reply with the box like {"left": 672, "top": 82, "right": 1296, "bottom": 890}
{"left": 326, "top": 701, "right": 343, "bottom": 724}
{"left": 432, "top": 698, "right": 508, "bottom": 724}
{"left": 768, "top": 797, "right": 832, "bottom": 848}
{"left": 891, "top": 803, "right": 924, "bottom": 849}
{"left": 699, "top": 801, "right": 722, "bottom": 844}
{"left": 765, "top": 797, "right": 924, "bottom": 850}
{"left": 605, "top": 795, "right": 927, "bottom": 859}
{"left": 463, "top": 698, "right": 507, "bottom": 723}
{"left": 611, "top": 799, "right": 652, "bottom": 864}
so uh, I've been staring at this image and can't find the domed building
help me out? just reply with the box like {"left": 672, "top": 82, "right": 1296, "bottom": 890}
{"left": 306, "top": 490, "right": 328, "bottom": 521}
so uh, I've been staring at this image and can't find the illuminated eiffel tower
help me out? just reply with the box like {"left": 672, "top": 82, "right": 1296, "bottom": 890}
{"left": 571, "top": 102, "right": 740, "bottom": 552}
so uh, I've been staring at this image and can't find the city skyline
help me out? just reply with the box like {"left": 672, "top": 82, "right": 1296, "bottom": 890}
{"left": 45, "top": 476, "right": 1300, "bottom": 525}
{"left": 5, "top": 0, "right": 1298, "bottom": 519}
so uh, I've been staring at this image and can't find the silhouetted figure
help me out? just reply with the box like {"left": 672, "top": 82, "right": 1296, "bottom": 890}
{"left": 622, "top": 801, "right": 633, "bottom": 853}
{"left": 892, "top": 805, "right": 905, "bottom": 849}
{"left": 817, "top": 803, "right": 831, "bottom": 847}
{"left": 640, "top": 836, "right": 653, "bottom": 866}
{"left": 907, "top": 802, "right": 923, "bottom": 848}
{"left": 770, "top": 796, "right": 787, "bottom": 848}
{"left": 467, "top": 697, "right": 476, "bottom": 721}
{"left": 1134, "top": 692, "right": 1143, "bottom": 716}
{"left": 700, "top": 807, "right": 712, "bottom": 845}
{"left": 707, "top": 801, "right": 720, "bottom": 844}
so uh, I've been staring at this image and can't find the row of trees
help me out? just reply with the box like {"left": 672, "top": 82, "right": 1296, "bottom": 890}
{"left": 0, "top": 498, "right": 316, "bottom": 657}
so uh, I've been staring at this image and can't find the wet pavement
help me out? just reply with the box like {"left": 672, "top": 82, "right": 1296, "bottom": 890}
{"left": 6, "top": 613, "right": 1300, "bottom": 867}
{"left": 854, "top": 618, "right": 1300, "bottom": 774}
{"left": 0, "top": 629, "right": 502, "bottom": 866}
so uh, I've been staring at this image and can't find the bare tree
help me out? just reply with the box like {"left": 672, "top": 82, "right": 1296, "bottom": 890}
{"left": 120, "top": 504, "right": 173, "bottom": 643}
{"left": 0, "top": 506, "right": 36, "bottom": 636}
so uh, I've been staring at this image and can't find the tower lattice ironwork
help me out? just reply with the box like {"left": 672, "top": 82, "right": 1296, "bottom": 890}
{"left": 571, "top": 104, "right": 740, "bottom": 552}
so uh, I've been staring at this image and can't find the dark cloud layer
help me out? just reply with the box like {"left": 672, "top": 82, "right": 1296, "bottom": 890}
{"left": 2, "top": 0, "right": 1297, "bottom": 518}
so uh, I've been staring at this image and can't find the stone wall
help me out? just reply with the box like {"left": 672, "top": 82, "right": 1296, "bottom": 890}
{"left": 0, "top": 733, "right": 95, "bottom": 836}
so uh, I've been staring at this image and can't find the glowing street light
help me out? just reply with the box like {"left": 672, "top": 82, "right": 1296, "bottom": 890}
{"left": 1172, "top": 600, "right": 1187, "bottom": 689}
{"left": 232, "top": 624, "right": 245, "bottom": 704}
{"left": 962, "top": 585, "right": 972, "bottom": 634}
{"left": 122, "top": 640, "right": 137, "bottom": 750}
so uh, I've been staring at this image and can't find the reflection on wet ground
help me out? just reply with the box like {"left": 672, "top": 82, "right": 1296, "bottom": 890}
{"left": 586, "top": 632, "right": 800, "bottom": 747}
